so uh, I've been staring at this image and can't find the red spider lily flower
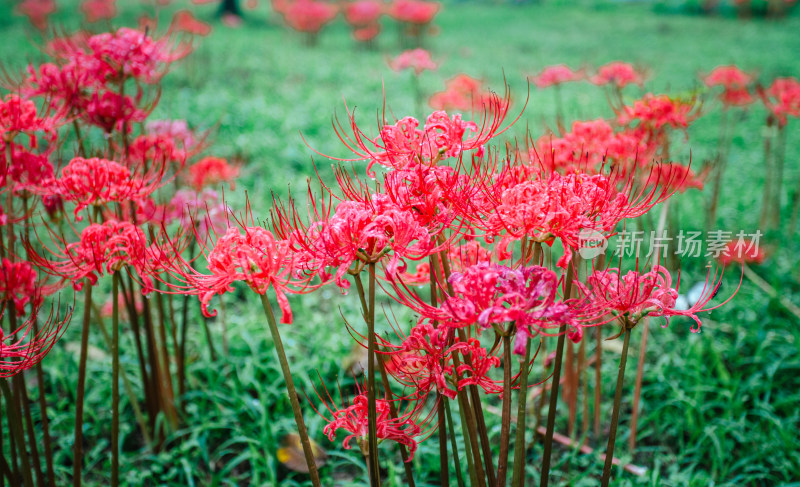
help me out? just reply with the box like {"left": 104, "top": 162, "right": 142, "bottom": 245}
{"left": 530, "top": 64, "right": 584, "bottom": 89}
{"left": 313, "top": 381, "right": 426, "bottom": 459}
{"left": 645, "top": 163, "right": 705, "bottom": 193}
{"left": 352, "top": 24, "right": 381, "bottom": 42}
{"left": 617, "top": 93, "right": 701, "bottom": 134}
{"left": 128, "top": 134, "right": 189, "bottom": 169}
{"left": 1, "top": 300, "right": 72, "bottom": 378}
{"left": 469, "top": 168, "right": 674, "bottom": 267}
{"left": 28, "top": 219, "right": 159, "bottom": 293}
{"left": 0, "top": 94, "right": 57, "bottom": 143}
{"left": 718, "top": 87, "right": 754, "bottom": 108}
{"left": 145, "top": 119, "right": 197, "bottom": 150}
{"left": 22, "top": 62, "right": 90, "bottom": 117}
{"left": 282, "top": 0, "right": 339, "bottom": 34}
{"left": 170, "top": 10, "right": 213, "bottom": 36}
{"left": 381, "top": 322, "right": 457, "bottom": 399}
{"left": 389, "top": 49, "right": 438, "bottom": 76}
{"left": 159, "top": 217, "right": 310, "bottom": 323}
{"left": 328, "top": 101, "right": 511, "bottom": 176}
{"left": 278, "top": 191, "right": 434, "bottom": 289}
{"left": 0, "top": 259, "right": 42, "bottom": 316}
{"left": 87, "top": 27, "right": 190, "bottom": 84}
{"left": 387, "top": 0, "right": 440, "bottom": 25}
{"left": 80, "top": 0, "right": 117, "bottom": 23}
{"left": 759, "top": 77, "right": 800, "bottom": 127}
{"left": 161, "top": 189, "right": 229, "bottom": 240}
{"left": 702, "top": 65, "right": 753, "bottom": 90}
{"left": 187, "top": 156, "right": 239, "bottom": 190}
{"left": 1, "top": 146, "right": 54, "bottom": 191}
{"left": 590, "top": 61, "right": 646, "bottom": 89}
{"left": 399, "top": 239, "right": 510, "bottom": 285}
{"left": 16, "top": 0, "right": 56, "bottom": 31}
{"left": 450, "top": 337, "right": 502, "bottom": 394}
{"left": 343, "top": 0, "right": 383, "bottom": 26}
{"left": 576, "top": 264, "right": 735, "bottom": 332}
{"left": 37, "top": 156, "right": 168, "bottom": 221}
{"left": 429, "top": 74, "right": 509, "bottom": 115}
{"left": 718, "top": 239, "right": 765, "bottom": 266}
{"left": 138, "top": 14, "right": 158, "bottom": 33}
{"left": 535, "top": 119, "right": 655, "bottom": 175}
{"left": 82, "top": 90, "right": 148, "bottom": 133}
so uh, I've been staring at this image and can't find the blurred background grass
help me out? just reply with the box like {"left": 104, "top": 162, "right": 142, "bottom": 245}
{"left": 1, "top": 0, "right": 799, "bottom": 485}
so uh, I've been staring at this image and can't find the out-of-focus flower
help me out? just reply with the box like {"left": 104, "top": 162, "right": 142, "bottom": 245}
{"left": 389, "top": 49, "right": 437, "bottom": 76}
{"left": 590, "top": 61, "right": 646, "bottom": 89}
{"left": 80, "top": 0, "right": 116, "bottom": 23}
{"left": 530, "top": 64, "right": 584, "bottom": 89}
{"left": 760, "top": 77, "right": 800, "bottom": 126}
{"left": 387, "top": 0, "right": 440, "bottom": 25}
{"left": 16, "top": 0, "right": 56, "bottom": 31}
{"left": 170, "top": 10, "right": 213, "bottom": 36}
{"left": 187, "top": 156, "right": 239, "bottom": 190}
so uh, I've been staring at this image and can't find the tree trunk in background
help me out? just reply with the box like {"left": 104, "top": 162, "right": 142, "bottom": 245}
{"left": 219, "top": 0, "right": 243, "bottom": 17}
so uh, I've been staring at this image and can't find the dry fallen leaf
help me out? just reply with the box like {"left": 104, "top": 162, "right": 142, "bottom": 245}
{"left": 277, "top": 433, "right": 328, "bottom": 473}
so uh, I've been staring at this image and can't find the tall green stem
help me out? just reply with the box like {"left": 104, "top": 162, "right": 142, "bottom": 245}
{"left": 1, "top": 379, "right": 32, "bottom": 487}
{"left": 443, "top": 399, "right": 466, "bottom": 487}
{"left": 511, "top": 336, "right": 532, "bottom": 487}
{"left": 540, "top": 253, "right": 576, "bottom": 487}
{"left": 73, "top": 282, "right": 93, "bottom": 487}
{"left": 259, "top": 294, "right": 321, "bottom": 487}
{"left": 366, "top": 263, "right": 381, "bottom": 486}
{"left": 601, "top": 325, "right": 633, "bottom": 486}
{"left": 496, "top": 331, "right": 513, "bottom": 487}
{"left": 111, "top": 274, "right": 120, "bottom": 486}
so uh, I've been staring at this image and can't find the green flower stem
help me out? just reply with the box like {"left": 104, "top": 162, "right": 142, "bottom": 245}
{"left": 601, "top": 324, "right": 633, "bottom": 487}
{"left": 259, "top": 294, "right": 321, "bottom": 487}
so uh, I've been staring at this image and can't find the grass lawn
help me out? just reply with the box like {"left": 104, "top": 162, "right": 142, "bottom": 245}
{"left": 1, "top": 0, "right": 799, "bottom": 485}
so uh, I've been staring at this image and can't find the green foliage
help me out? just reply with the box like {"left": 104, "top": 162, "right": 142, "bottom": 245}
{"left": 1, "top": 0, "right": 799, "bottom": 485}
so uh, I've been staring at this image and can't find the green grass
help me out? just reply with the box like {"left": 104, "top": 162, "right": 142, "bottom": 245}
{"left": 1, "top": 0, "right": 800, "bottom": 485}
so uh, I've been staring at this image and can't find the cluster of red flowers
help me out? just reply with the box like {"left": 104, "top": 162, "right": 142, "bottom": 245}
{"left": 530, "top": 61, "right": 646, "bottom": 90}
{"left": 273, "top": 0, "right": 440, "bottom": 43}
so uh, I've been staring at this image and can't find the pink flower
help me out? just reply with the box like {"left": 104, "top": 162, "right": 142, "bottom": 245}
{"left": 317, "top": 385, "right": 423, "bottom": 459}
{"left": 16, "top": 0, "right": 56, "bottom": 31}
{"left": 282, "top": 0, "right": 339, "bottom": 34}
{"left": 718, "top": 239, "right": 765, "bottom": 266}
{"left": 590, "top": 61, "right": 646, "bottom": 89}
{"left": 387, "top": 0, "right": 440, "bottom": 24}
{"left": 702, "top": 65, "right": 753, "bottom": 89}
{"left": 389, "top": 49, "right": 438, "bottom": 76}
{"left": 531, "top": 64, "right": 584, "bottom": 89}
{"left": 0, "top": 259, "right": 42, "bottom": 316}
{"left": 170, "top": 10, "right": 213, "bottom": 36}
{"left": 343, "top": 0, "right": 383, "bottom": 25}
{"left": 81, "top": 0, "right": 116, "bottom": 23}
{"left": 760, "top": 77, "right": 800, "bottom": 126}
{"left": 429, "top": 74, "right": 508, "bottom": 115}
{"left": 187, "top": 156, "right": 239, "bottom": 190}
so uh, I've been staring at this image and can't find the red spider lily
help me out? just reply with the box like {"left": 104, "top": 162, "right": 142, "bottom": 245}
{"left": 389, "top": 49, "right": 438, "bottom": 76}
{"left": 343, "top": 0, "right": 383, "bottom": 26}
{"left": 1, "top": 146, "right": 54, "bottom": 191}
{"left": 0, "top": 94, "right": 57, "bottom": 143}
{"left": 449, "top": 337, "right": 502, "bottom": 394}
{"left": 187, "top": 156, "right": 239, "bottom": 190}
{"left": 1, "top": 300, "right": 72, "bottom": 378}
{"left": 86, "top": 28, "right": 190, "bottom": 84}
{"left": 618, "top": 93, "right": 701, "bottom": 134}
{"left": 275, "top": 189, "right": 435, "bottom": 289}
{"left": 27, "top": 219, "right": 161, "bottom": 293}
{"left": 759, "top": 77, "right": 800, "bottom": 127}
{"left": 282, "top": 0, "right": 339, "bottom": 34}
{"left": 157, "top": 209, "right": 312, "bottom": 323}
{"left": 702, "top": 65, "right": 753, "bottom": 90}
{"left": 0, "top": 259, "right": 42, "bottom": 316}
{"left": 381, "top": 321, "right": 457, "bottom": 398}
{"left": 36, "top": 156, "right": 169, "bottom": 221}
{"left": 82, "top": 90, "right": 149, "bottom": 133}
{"left": 399, "top": 239, "right": 510, "bottom": 285}
{"left": 466, "top": 168, "right": 675, "bottom": 267}
{"left": 145, "top": 119, "right": 197, "bottom": 151}
{"left": 352, "top": 24, "right": 381, "bottom": 42}
{"left": 81, "top": 0, "right": 116, "bottom": 23}
{"left": 159, "top": 189, "right": 228, "bottom": 240}
{"left": 325, "top": 98, "right": 512, "bottom": 176}
{"left": 387, "top": 0, "right": 440, "bottom": 25}
{"left": 312, "top": 379, "right": 428, "bottom": 460}
{"left": 645, "top": 162, "right": 705, "bottom": 194}
{"left": 170, "top": 10, "right": 213, "bottom": 37}
{"left": 590, "top": 61, "right": 646, "bottom": 89}
{"left": 535, "top": 119, "right": 655, "bottom": 175}
{"left": 718, "top": 87, "right": 754, "bottom": 108}
{"left": 22, "top": 62, "right": 91, "bottom": 117}
{"left": 429, "top": 74, "right": 509, "bottom": 115}
{"left": 530, "top": 64, "right": 584, "bottom": 89}
{"left": 576, "top": 264, "right": 736, "bottom": 332}
{"left": 16, "top": 0, "right": 56, "bottom": 31}
{"left": 128, "top": 134, "right": 189, "bottom": 169}
{"left": 718, "top": 239, "right": 765, "bottom": 266}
